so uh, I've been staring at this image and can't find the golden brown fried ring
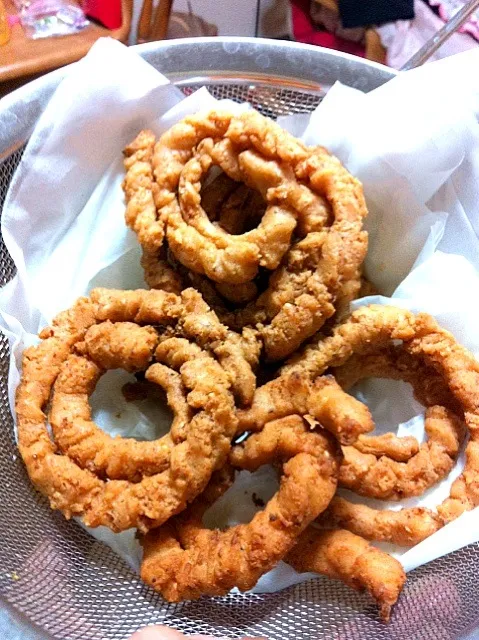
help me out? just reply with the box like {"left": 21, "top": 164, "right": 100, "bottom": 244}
{"left": 140, "top": 416, "right": 339, "bottom": 601}
{"left": 339, "top": 406, "right": 464, "bottom": 500}
{"left": 332, "top": 346, "right": 459, "bottom": 412}
{"left": 312, "top": 347, "right": 461, "bottom": 544}
{"left": 147, "top": 110, "right": 299, "bottom": 284}
{"left": 176, "top": 167, "right": 327, "bottom": 311}
{"left": 282, "top": 305, "right": 479, "bottom": 523}
{"left": 237, "top": 372, "right": 374, "bottom": 445}
{"left": 331, "top": 332, "right": 465, "bottom": 500}
{"left": 285, "top": 528, "right": 406, "bottom": 622}
{"left": 50, "top": 354, "right": 184, "bottom": 481}
{"left": 16, "top": 288, "right": 253, "bottom": 532}
{"left": 320, "top": 497, "right": 442, "bottom": 547}
{"left": 129, "top": 110, "right": 368, "bottom": 360}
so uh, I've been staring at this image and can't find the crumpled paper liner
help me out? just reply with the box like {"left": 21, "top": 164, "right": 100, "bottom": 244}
{"left": 1, "top": 38, "right": 479, "bottom": 593}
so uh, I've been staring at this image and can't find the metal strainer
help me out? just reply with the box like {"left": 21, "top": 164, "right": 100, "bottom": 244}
{"left": 0, "top": 38, "right": 478, "bottom": 640}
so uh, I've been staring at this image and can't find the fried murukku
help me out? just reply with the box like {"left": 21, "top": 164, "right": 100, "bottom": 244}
{"left": 285, "top": 528, "right": 406, "bottom": 622}
{"left": 277, "top": 305, "right": 479, "bottom": 538}
{"left": 339, "top": 406, "right": 464, "bottom": 501}
{"left": 320, "top": 497, "right": 443, "bottom": 547}
{"left": 162, "top": 112, "right": 304, "bottom": 283}
{"left": 129, "top": 111, "right": 297, "bottom": 284}
{"left": 124, "top": 109, "right": 368, "bottom": 361}
{"left": 140, "top": 415, "right": 339, "bottom": 601}
{"left": 16, "top": 288, "right": 255, "bottom": 533}
{"left": 237, "top": 371, "right": 375, "bottom": 445}
{"left": 311, "top": 349, "right": 462, "bottom": 545}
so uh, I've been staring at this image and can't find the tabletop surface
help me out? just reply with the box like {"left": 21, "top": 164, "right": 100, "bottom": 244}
{"left": 0, "top": 1, "right": 121, "bottom": 83}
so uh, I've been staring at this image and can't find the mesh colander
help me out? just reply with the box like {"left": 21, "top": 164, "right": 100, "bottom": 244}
{"left": 0, "top": 38, "right": 478, "bottom": 640}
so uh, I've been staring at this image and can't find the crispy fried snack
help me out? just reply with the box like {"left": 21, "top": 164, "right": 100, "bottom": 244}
{"left": 237, "top": 371, "right": 375, "bottom": 445}
{"left": 325, "top": 327, "right": 463, "bottom": 504}
{"left": 140, "top": 416, "right": 340, "bottom": 600}
{"left": 123, "top": 130, "right": 182, "bottom": 294}
{"left": 311, "top": 348, "right": 462, "bottom": 545}
{"left": 353, "top": 433, "right": 419, "bottom": 461}
{"left": 16, "top": 288, "right": 255, "bottom": 533}
{"left": 339, "top": 405, "right": 464, "bottom": 500}
{"left": 285, "top": 528, "right": 406, "bottom": 622}
{"left": 240, "top": 336, "right": 464, "bottom": 544}
{"left": 139, "top": 110, "right": 300, "bottom": 284}
{"left": 332, "top": 346, "right": 460, "bottom": 412}
{"left": 124, "top": 109, "right": 368, "bottom": 360}
{"left": 320, "top": 497, "right": 442, "bottom": 547}
{"left": 164, "top": 112, "right": 301, "bottom": 283}
{"left": 280, "top": 305, "right": 479, "bottom": 531}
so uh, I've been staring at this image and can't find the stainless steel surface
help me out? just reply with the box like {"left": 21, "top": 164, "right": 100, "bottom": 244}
{"left": 0, "top": 37, "right": 397, "bottom": 160}
{"left": 0, "top": 39, "right": 478, "bottom": 640}
{"left": 402, "top": 0, "right": 479, "bottom": 70}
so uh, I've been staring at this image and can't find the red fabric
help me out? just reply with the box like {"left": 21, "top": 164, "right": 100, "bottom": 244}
{"left": 290, "top": 0, "right": 365, "bottom": 57}
{"left": 81, "top": 0, "right": 122, "bottom": 30}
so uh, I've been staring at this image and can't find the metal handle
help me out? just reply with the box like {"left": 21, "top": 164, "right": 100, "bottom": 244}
{"left": 401, "top": 0, "right": 479, "bottom": 70}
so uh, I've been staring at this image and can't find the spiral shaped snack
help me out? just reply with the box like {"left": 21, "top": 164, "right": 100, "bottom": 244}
{"left": 285, "top": 528, "right": 406, "bottom": 622}
{"left": 16, "top": 288, "right": 255, "bottom": 533}
{"left": 124, "top": 109, "right": 368, "bottom": 360}
{"left": 278, "top": 305, "right": 479, "bottom": 540}
{"left": 140, "top": 415, "right": 339, "bottom": 600}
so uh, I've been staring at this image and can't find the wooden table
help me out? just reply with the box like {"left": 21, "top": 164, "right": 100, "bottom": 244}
{"left": 0, "top": 0, "right": 131, "bottom": 85}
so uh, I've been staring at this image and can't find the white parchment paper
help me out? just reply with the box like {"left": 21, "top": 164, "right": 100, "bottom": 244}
{"left": 1, "top": 39, "right": 479, "bottom": 593}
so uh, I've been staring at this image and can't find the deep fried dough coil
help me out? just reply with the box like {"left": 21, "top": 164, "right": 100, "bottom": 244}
{"left": 16, "top": 288, "right": 256, "bottom": 533}
{"left": 124, "top": 109, "right": 368, "bottom": 361}
{"left": 237, "top": 371, "right": 375, "bottom": 445}
{"left": 285, "top": 528, "right": 406, "bottom": 622}
{"left": 340, "top": 406, "right": 464, "bottom": 500}
{"left": 140, "top": 416, "right": 339, "bottom": 600}
{"left": 280, "top": 305, "right": 479, "bottom": 529}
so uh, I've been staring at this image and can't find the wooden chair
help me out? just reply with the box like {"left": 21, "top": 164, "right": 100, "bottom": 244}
{"left": 0, "top": 0, "right": 175, "bottom": 86}
{"left": 137, "top": 0, "right": 174, "bottom": 43}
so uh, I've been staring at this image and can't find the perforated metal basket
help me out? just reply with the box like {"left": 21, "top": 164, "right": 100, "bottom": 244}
{"left": 0, "top": 38, "right": 478, "bottom": 640}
